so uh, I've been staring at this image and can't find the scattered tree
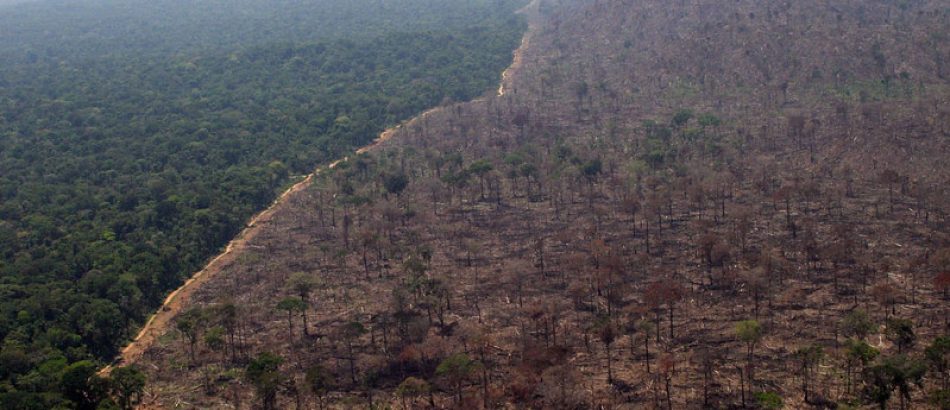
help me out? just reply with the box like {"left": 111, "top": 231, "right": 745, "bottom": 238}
{"left": 276, "top": 297, "right": 307, "bottom": 338}
{"left": 305, "top": 364, "right": 334, "bottom": 410}
{"left": 436, "top": 353, "right": 480, "bottom": 404}
{"left": 246, "top": 352, "right": 283, "bottom": 410}
{"left": 863, "top": 355, "right": 927, "bottom": 410}
{"left": 736, "top": 320, "right": 763, "bottom": 382}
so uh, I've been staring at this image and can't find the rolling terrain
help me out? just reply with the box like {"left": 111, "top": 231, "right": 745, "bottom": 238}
{"left": 123, "top": 0, "right": 950, "bottom": 409}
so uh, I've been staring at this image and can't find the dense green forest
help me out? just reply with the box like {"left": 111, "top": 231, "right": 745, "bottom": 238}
{"left": 0, "top": 0, "right": 524, "bottom": 62}
{"left": 0, "top": 0, "right": 528, "bottom": 407}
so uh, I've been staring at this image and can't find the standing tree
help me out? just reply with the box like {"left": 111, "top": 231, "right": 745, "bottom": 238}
{"left": 286, "top": 272, "right": 317, "bottom": 335}
{"left": 694, "top": 347, "right": 719, "bottom": 407}
{"left": 925, "top": 336, "right": 949, "bottom": 391}
{"left": 736, "top": 320, "right": 763, "bottom": 382}
{"left": 204, "top": 326, "right": 227, "bottom": 360}
{"left": 341, "top": 321, "right": 367, "bottom": 385}
{"left": 467, "top": 160, "right": 493, "bottom": 201}
{"left": 396, "top": 377, "right": 430, "bottom": 410}
{"left": 659, "top": 353, "right": 675, "bottom": 409}
{"left": 623, "top": 196, "right": 641, "bottom": 236}
{"left": 596, "top": 318, "right": 618, "bottom": 384}
{"left": 796, "top": 344, "right": 824, "bottom": 404}
{"left": 384, "top": 173, "right": 409, "bottom": 198}
{"left": 741, "top": 268, "right": 769, "bottom": 321}
{"left": 886, "top": 319, "right": 916, "bottom": 354}
{"left": 879, "top": 169, "right": 900, "bottom": 213}
{"left": 176, "top": 307, "right": 206, "bottom": 364}
{"left": 61, "top": 361, "right": 108, "bottom": 410}
{"left": 872, "top": 282, "right": 901, "bottom": 320}
{"left": 276, "top": 297, "right": 307, "bottom": 338}
{"left": 671, "top": 108, "right": 693, "bottom": 130}
{"left": 109, "top": 366, "right": 146, "bottom": 410}
{"left": 638, "top": 318, "right": 655, "bottom": 373}
{"left": 436, "top": 353, "right": 480, "bottom": 404}
{"left": 845, "top": 339, "right": 880, "bottom": 398}
{"left": 305, "top": 364, "right": 334, "bottom": 410}
{"left": 663, "top": 280, "right": 685, "bottom": 340}
{"left": 212, "top": 300, "right": 241, "bottom": 363}
{"left": 863, "top": 355, "right": 927, "bottom": 410}
{"left": 246, "top": 352, "right": 283, "bottom": 410}
{"left": 359, "top": 229, "right": 380, "bottom": 278}
{"left": 644, "top": 282, "right": 665, "bottom": 344}
{"left": 772, "top": 185, "right": 796, "bottom": 237}
{"left": 842, "top": 309, "right": 876, "bottom": 341}
{"left": 698, "top": 113, "right": 721, "bottom": 140}
{"left": 581, "top": 158, "right": 603, "bottom": 209}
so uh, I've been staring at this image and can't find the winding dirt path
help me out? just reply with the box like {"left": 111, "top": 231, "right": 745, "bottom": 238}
{"left": 99, "top": 0, "right": 540, "bottom": 377}
{"left": 498, "top": 0, "right": 539, "bottom": 97}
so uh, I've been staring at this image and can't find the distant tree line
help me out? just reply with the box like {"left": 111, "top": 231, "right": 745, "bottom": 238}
{"left": 0, "top": 0, "right": 528, "bottom": 407}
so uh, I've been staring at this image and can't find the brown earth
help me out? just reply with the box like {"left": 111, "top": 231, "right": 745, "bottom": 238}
{"left": 130, "top": 1, "right": 950, "bottom": 409}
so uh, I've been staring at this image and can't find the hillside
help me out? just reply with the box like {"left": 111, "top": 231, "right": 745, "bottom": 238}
{"left": 128, "top": 0, "right": 948, "bottom": 409}
{"left": 0, "top": 1, "right": 531, "bottom": 408}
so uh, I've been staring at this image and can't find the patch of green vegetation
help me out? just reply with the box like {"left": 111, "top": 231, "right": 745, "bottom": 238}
{"left": 826, "top": 77, "right": 917, "bottom": 102}
{"left": 754, "top": 391, "right": 784, "bottom": 409}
